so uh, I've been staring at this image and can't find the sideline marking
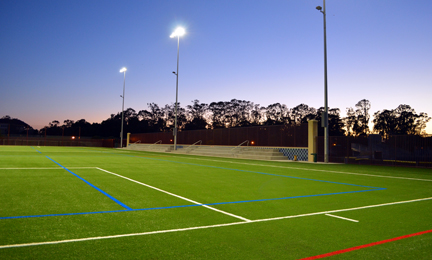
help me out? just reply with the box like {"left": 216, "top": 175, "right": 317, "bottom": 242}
{"left": 325, "top": 214, "right": 359, "bottom": 223}
{"left": 299, "top": 229, "right": 432, "bottom": 260}
{"left": 1, "top": 197, "right": 431, "bottom": 249}
{"left": 96, "top": 167, "right": 251, "bottom": 222}
{"left": 45, "top": 157, "right": 132, "bottom": 210}
{"left": 144, "top": 152, "right": 432, "bottom": 182}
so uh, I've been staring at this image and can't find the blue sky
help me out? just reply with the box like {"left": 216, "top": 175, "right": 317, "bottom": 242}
{"left": 1, "top": 0, "right": 431, "bottom": 133}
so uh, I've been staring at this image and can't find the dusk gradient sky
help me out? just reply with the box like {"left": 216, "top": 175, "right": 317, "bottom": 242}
{"left": 1, "top": 0, "right": 431, "bottom": 133}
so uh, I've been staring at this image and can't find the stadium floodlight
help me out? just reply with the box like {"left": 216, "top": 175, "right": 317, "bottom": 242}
{"left": 170, "top": 27, "right": 186, "bottom": 38}
{"left": 316, "top": 0, "right": 329, "bottom": 163}
{"left": 170, "top": 27, "right": 186, "bottom": 151}
{"left": 119, "top": 67, "right": 127, "bottom": 148}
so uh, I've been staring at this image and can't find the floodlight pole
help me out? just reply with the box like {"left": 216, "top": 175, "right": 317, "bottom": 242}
{"left": 120, "top": 68, "right": 127, "bottom": 148}
{"left": 170, "top": 28, "right": 185, "bottom": 151}
{"left": 317, "top": 0, "right": 329, "bottom": 163}
{"left": 174, "top": 35, "right": 180, "bottom": 151}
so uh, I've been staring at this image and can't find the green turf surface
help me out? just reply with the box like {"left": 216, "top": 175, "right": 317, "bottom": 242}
{"left": 0, "top": 145, "right": 431, "bottom": 259}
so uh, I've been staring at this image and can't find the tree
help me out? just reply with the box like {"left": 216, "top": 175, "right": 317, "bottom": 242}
{"left": 355, "top": 99, "right": 371, "bottom": 135}
{"left": 250, "top": 104, "right": 265, "bottom": 126}
{"left": 0, "top": 116, "right": 34, "bottom": 135}
{"left": 291, "top": 104, "right": 316, "bottom": 125}
{"left": 163, "top": 103, "right": 187, "bottom": 132}
{"left": 209, "top": 101, "right": 228, "bottom": 128}
{"left": 328, "top": 108, "right": 345, "bottom": 136}
{"left": 184, "top": 100, "right": 209, "bottom": 130}
{"left": 264, "top": 103, "right": 290, "bottom": 125}
{"left": 226, "top": 99, "right": 254, "bottom": 127}
{"left": 373, "top": 104, "right": 431, "bottom": 137}
{"left": 144, "top": 103, "right": 166, "bottom": 132}
{"left": 345, "top": 99, "right": 371, "bottom": 136}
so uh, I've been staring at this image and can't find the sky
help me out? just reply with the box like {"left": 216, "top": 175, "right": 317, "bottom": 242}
{"left": 1, "top": 0, "right": 431, "bottom": 133}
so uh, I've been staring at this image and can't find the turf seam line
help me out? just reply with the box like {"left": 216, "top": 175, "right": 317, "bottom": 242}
{"left": 1, "top": 197, "right": 431, "bottom": 250}
{"left": 324, "top": 214, "right": 359, "bottom": 223}
{"left": 96, "top": 167, "right": 251, "bottom": 222}
{"left": 45, "top": 157, "right": 132, "bottom": 210}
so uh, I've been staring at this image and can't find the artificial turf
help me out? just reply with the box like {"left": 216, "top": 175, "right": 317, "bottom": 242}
{"left": 0, "top": 145, "right": 431, "bottom": 259}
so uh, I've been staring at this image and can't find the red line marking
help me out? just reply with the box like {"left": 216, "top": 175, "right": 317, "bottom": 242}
{"left": 299, "top": 229, "right": 432, "bottom": 260}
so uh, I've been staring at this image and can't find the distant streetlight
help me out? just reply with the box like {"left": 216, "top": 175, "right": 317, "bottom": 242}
{"left": 316, "top": 1, "right": 329, "bottom": 163}
{"left": 119, "top": 67, "right": 127, "bottom": 148}
{"left": 170, "top": 27, "right": 186, "bottom": 150}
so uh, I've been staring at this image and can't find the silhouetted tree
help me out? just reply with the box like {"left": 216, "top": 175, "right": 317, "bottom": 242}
{"left": 291, "top": 104, "right": 316, "bottom": 125}
{"left": 250, "top": 104, "right": 265, "bottom": 126}
{"left": 209, "top": 101, "right": 228, "bottom": 128}
{"left": 345, "top": 99, "right": 371, "bottom": 136}
{"left": 373, "top": 104, "right": 431, "bottom": 137}
{"left": 355, "top": 99, "right": 371, "bottom": 135}
{"left": 184, "top": 100, "right": 209, "bottom": 130}
{"left": 0, "top": 116, "right": 35, "bottom": 135}
{"left": 264, "top": 103, "right": 289, "bottom": 125}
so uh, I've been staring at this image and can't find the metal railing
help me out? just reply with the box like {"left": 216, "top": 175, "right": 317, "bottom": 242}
{"left": 149, "top": 140, "right": 162, "bottom": 150}
{"left": 183, "top": 140, "right": 202, "bottom": 153}
{"left": 231, "top": 140, "right": 249, "bottom": 157}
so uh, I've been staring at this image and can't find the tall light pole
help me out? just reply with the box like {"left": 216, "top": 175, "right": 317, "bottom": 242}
{"left": 316, "top": 1, "right": 329, "bottom": 163}
{"left": 119, "top": 67, "right": 127, "bottom": 148}
{"left": 170, "top": 27, "right": 186, "bottom": 151}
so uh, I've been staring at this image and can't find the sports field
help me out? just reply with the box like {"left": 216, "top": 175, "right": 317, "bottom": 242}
{"left": 0, "top": 146, "right": 431, "bottom": 259}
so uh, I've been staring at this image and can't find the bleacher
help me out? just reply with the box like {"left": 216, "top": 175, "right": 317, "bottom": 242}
{"left": 126, "top": 143, "right": 289, "bottom": 161}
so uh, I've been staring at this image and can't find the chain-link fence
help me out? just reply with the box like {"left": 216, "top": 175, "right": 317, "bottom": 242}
{"left": 318, "top": 134, "right": 432, "bottom": 167}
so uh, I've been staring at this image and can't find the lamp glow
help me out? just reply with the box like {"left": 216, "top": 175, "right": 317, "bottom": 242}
{"left": 119, "top": 67, "right": 127, "bottom": 73}
{"left": 170, "top": 27, "right": 186, "bottom": 38}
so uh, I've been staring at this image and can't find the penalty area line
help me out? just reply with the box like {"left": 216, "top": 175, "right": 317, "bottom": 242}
{"left": 95, "top": 167, "right": 251, "bottom": 222}
{"left": 325, "top": 214, "right": 359, "bottom": 223}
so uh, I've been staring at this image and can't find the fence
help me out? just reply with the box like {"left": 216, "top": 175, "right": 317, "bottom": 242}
{"left": 0, "top": 136, "right": 114, "bottom": 148}
{"left": 130, "top": 124, "right": 309, "bottom": 147}
{"left": 318, "top": 134, "right": 432, "bottom": 167}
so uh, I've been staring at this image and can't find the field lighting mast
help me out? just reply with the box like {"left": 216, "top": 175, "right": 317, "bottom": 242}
{"left": 316, "top": 1, "right": 329, "bottom": 163}
{"left": 170, "top": 27, "right": 186, "bottom": 151}
{"left": 119, "top": 67, "right": 127, "bottom": 148}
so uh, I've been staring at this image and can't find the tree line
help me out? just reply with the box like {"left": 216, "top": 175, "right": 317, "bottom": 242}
{"left": 1, "top": 99, "right": 430, "bottom": 139}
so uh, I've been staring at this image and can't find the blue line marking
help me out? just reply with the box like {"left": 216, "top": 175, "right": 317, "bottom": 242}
{"left": 121, "top": 154, "right": 383, "bottom": 189}
{"left": 0, "top": 149, "right": 387, "bottom": 220}
{"left": 30, "top": 146, "right": 42, "bottom": 154}
{"left": 45, "top": 156, "right": 132, "bottom": 210}
{"left": 1, "top": 188, "right": 387, "bottom": 220}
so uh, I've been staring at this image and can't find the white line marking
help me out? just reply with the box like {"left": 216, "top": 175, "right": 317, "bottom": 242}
{"left": 1, "top": 196, "right": 431, "bottom": 250}
{"left": 95, "top": 167, "right": 251, "bottom": 222}
{"left": 325, "top": 214, "right": 359, "bottom": 222}
{"left": 164, "top": 155, "right": 432, "bottom": 182}
{"left": 251, "top": 196, "right": 432, "bottom": 223}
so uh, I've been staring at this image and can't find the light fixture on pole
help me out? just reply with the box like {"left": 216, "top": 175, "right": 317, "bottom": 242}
{"left": 316, "top": 1, "right": 329, "bottom": 163}
{"left": 119, "top": 67, "right": 127, "bottom": 148}
{"left": 170, "top": 27, "right": 186, "bottom": 151}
